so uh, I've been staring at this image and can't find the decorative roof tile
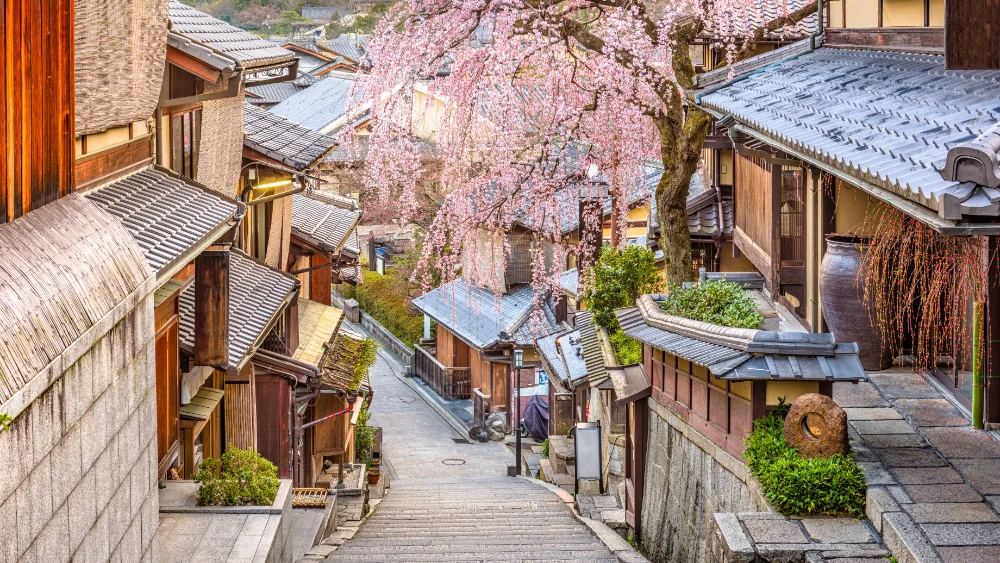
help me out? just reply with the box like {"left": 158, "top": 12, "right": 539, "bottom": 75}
{"left": 85, "top": 168, "right": 242, "bottom": 278}
{"left": 244, "top": 104, "right": 337, "bottom": 171}
{"left": 698, "top": 48, "right": 1000, "bottom": 220}
{"left": 168, "top": 1, "right": 296, "bottom": 69}
{"left": 178, "top": 249, "right": 298, "bottom": 373}
{"left": 291, "top": 192, "right": 362, "bottom": 253}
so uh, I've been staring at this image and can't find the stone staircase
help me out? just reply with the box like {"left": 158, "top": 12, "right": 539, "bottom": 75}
{"left": 322, "top": 477, "right": 619, "bottom": 562}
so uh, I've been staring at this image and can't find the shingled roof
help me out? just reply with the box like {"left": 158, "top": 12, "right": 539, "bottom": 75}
{"left": 317, "top": 38, "right": 367, "bottom": 63}
{"left": 616, "top": 295, "right": 866, "bottom": 382}
{"left": 244, "top": 104, "right": 337, "bottom": 171}
{"left": 697, "top": 48, "right": 1000, "bottom": 224}
{"left": 291, "top": 192, "right": 362, "bottom": 253}
{"left": 85, "top": 167, "right": 243, "bottom": 280}
{"left": 168, "top": 1, "right": 296, "bottom": 70}
{"left": 270, "top": 75, "right": 359, "bottom": 133}
{"left": 246, "top": 74, "right": 317, "bottom": 106}
{"left": 413, "top": 278, "right": 565, "bottom": 351}
{"left": 536, "top": 329, "right": 588, "bottom": 385}
{"left": 178, "top": 249, "right": 298, "bottom": 374}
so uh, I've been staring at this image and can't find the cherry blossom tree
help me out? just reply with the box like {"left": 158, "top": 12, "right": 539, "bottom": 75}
{"left": 350, "top": 0, "right": 819, "bottom": 288}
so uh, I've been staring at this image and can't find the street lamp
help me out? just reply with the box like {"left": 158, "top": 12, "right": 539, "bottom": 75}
{"left": 514, "top": 348, "right": 523, "bottom": 476}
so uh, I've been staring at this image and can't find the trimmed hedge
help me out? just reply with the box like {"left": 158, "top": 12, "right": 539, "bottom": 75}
{"left": 609, "top": 329, "right": 642, "bottom": 365}
{"left": 193, "top": 447, "right": 280, "bottom": 506}
{"left": 339, "top": 270, "right": 424, "bottom": 346}
{"left": 660, "top": 280, "right": 764, "bottom": 329}
{"left": 744, "top": 409, "right": 866, "bottom": 517}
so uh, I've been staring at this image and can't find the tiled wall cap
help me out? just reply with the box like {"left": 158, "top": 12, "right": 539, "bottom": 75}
{"left": 942, "top": 122, "right": 1000, "bottom": 188}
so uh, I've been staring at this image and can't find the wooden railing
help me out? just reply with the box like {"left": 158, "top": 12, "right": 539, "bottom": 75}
{"left": 473, "top": 388, "right": 492, "bottom": 429}
{"left": 414, "top": 344, "right": 472, "bottom": 400}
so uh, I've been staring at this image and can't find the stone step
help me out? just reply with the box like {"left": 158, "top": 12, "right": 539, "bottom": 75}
{"left": 335, "top": 542, "right": 608, "bottom": 553}
{"left": 342, "top": 536, "right": 600, "bottom": 547}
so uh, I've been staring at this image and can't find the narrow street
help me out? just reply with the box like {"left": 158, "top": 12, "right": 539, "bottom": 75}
{"left": 323, "top": 323, "right": 618, "bottom": 562}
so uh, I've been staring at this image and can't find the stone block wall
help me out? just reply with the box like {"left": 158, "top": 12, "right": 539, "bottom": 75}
{"left": 0, "top": 298, "right": 158, "bottom": 562}
{"left": 639, "top": 400, "right": 771, "bottom": 563}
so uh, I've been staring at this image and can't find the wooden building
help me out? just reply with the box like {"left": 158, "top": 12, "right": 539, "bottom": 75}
{"left": 615, "top": 294, "right": 866, "bottom": 533}
{"left": 691, "top": 0, "right": 1000, "bottom": 411}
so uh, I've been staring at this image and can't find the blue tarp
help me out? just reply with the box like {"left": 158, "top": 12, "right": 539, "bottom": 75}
{"left": 523, "top": 395, "right": 549, "bottom": 441}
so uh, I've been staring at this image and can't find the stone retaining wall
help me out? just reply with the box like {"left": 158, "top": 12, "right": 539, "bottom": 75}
{"left": 640, "top": 399, "right": 771, "bottom": 563}
{"left": 332, "top": 289, "right": 414, "bottom": 368}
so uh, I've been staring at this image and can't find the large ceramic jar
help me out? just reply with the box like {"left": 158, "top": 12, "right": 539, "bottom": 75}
{"left": 820, "top": 235, "right": 893, "bottom": 371}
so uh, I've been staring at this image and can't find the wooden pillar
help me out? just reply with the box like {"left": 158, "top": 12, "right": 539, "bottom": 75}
{"left": 195, "top": 244, "right": 230, "bottom": 370}
{"left": 610, "top": 196, "right": 621, "bottom": 248}
{"left": 946, "top": 0, "right": 1000, "bottom": 70}
{"left": 986, "top": 236, "right": 1000, "bottom": 424}
{"left": 285, "top": 289, "right": 300, "bottom": 354}
{"left": 770, "top": 163, "right": 783, "bottom": 294}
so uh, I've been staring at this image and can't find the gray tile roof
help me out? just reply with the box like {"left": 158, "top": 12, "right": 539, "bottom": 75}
{"left": 687, "top": 186, "right": 733, "bottom": 238}
{"left": 317, "top": 38, "right": 367, "bottom": 63}
{"left": 244, "top": 103, "right": 337, "bottom": 171}
{"left": 536, "top": 329, "right": 588, "bottom": 385}
{"left": 560, "top": 269, "right": 579, "bottom": 298}
{"left": 291, "top": 192, "right": 362, "bottom": 253}
{"left": 270, "top": 75, "right": 358, "bottom": 132}
{"left": 178, "top": 249, "right": 298, "bottom": 372}
{"left": 705, "top": 0, "right": 817, "bottom": 40}
{"left": 616, "top": 302, "right": 866, "bottom": 382}
{"left": 246, "top": 75, "right": 316, "bottom": 105}
{"left": 413, "top": 278, "right": 563, "bottom": 351}
{"left": 85, "top": 168, "right": 241, "bottom": 277}
{"left": 698, "top": 48, "right": 1000, "bottom": 220}
{"left": 168, "top": 1, "right": 296, "bottom": 69}
{"left": 512, "top": 301, "right": 562, "bottom": 346}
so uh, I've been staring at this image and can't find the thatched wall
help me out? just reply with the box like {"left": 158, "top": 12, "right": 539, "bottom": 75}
{"left": 197, "top": 89, "right": 246, "bottom": 198}
{"left": 0, "top": 195, "right": 158, "bottom": 561}
{"left": 75, "top": 0, "right": 169, "bottom": 135}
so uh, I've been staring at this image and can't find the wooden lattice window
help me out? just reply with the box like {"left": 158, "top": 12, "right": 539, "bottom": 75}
{"left": 779, "top": 168, "right": 805, "bottom": 266}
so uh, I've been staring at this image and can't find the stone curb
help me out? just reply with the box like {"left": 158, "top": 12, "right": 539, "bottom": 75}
{"left": 518, "top": 476, "right": 649, "bottom": 563}
{"left": 344, "top": 318, "right": 473, "bottom": 443}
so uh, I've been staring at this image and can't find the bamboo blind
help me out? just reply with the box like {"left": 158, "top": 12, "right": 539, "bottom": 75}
{"left": 734, "top": 155, "right": 773, "bottom": 256}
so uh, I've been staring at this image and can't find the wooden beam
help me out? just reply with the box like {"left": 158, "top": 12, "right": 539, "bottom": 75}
{"left": 195, "top": 245, "right": 230, "bottom": 369}
{"left": 166, "top": 45, "right": 223, "bottom": 83}
{"left": 771, "top": 163, "right": 782, "bottom": 293}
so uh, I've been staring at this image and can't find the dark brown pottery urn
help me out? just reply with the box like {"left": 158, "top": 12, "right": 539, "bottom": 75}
{"left": 820, "top": 235, "right": 893, "bottom": 370}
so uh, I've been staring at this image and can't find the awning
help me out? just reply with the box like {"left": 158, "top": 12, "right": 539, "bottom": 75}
{"left": 608, "top": 364, "right": 652, "bottom": 406}
{"left": 179, "top": 385, "right": 224, "bottom": 421}
{"left": 294, "top": 299, "right": 346, "bottom": 367}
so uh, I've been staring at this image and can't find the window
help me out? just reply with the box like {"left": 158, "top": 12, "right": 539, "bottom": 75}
{"left": 170, "top": 109, "right": 201, "bottom": 180}
{"left": 779, "top": 168, "right": 805, "bottom": 266}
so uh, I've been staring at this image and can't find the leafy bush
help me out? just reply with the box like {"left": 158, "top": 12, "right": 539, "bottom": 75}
{"left": 609, "top": 329, "right": 642, "bottom": 364}
{"left": 354, "top": 402, "right": 374, "bottom": 465}
{"left": 660, "top": 280, "right": 764, "bottom": 329}
{"left": 540, "top": 438, "right": 550, "bottom": 458}
{"left": 582, "top": 245, "right": 662, "bottom": 331}
{"left": 338, "top": 270, "right": 424, "bottom": 346}
{"left": 193, "top": 447, "right": 279, "bottom": 506}
{"left": 744, "top": 411, "right": 866, "bottom": 517}
{"left": 0, "top": 413, "right": 12, "bottom": 432}
{"left": 351, "top": 338, "right": 379, "bottom": 392}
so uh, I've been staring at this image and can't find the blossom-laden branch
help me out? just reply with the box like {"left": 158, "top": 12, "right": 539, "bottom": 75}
{"left": 350, "top": 0, "right": 820, "bottom": 295}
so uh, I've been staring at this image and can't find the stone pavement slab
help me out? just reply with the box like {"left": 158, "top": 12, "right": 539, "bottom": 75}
{"left": 800, "top": 518, "right": 874, "bottom": 544}
{"left": 842, "top": 408, "right": 904, "bottom": 420}
{"left": 921, "top": 522, "right": 1000, "bottom": 545}
{"left": 904, "top": 503, "right": 1000, "bottom": 523}
{"left": 890, "top": 467, "right": 964, "bottom": 485}
{"left": 951, "top": 458, "right": 1000, "bottom": 494}
{"left": 852, "top": 420, "right": 919, "bottom": 435}
{"left": 892, "top": 399, "right": 970, "bottom": 427}
{"left": 922, "top": 427, "right": 1000, "bottom": 459}
{"left": 904, "top": 483, "right": 982, "bottom": 503}
{"left": 877, "top": 448, "right": 947, "bottom": 468}
{"left": 743, "top": 519, "right": 809, "bottom": 544}
{"left": 935, "top": 545, "right": 1000, "bottom": 562}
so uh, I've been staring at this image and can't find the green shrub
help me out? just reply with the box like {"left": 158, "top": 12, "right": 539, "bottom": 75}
{"left": 338, "top": 270, "right": 424, "bottom": 346}
{"left": 354, "top": 402, "right": 374, "bottom": 464}
{"left": 193, "top": 447, "right": 280, "bottom": 506}
{"left": 743, "top": 411, "right": 866, "bottom": 517}
{"left": 609, "top": 329, "right": 642, "bottom": 364}
{"left": 540, "top": 438, "right": 550, "bottom": 458}
{"left": 660, "top": 280, "right": 764, "bottom": 329}
{"left": 582, "top": 245, "right": 662, "bottom": 331}
{"left": 351, "top": 338, "right": 379, "bottom": 392}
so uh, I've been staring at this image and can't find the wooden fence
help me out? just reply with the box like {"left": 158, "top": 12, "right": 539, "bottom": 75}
{"left": 414, "top": 344, "right": 472, "bottom": 400}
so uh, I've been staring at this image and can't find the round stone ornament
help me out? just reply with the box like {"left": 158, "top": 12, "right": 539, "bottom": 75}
{"left": 783, "top": 393, "right": 848, "bottom": 459}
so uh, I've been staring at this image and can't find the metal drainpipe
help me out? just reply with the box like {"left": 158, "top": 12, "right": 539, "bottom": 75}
{"left": 154, "top": 108, "right": 164, "bottom": 166}
{"left": 812, "top": 0, "right": 825, "bottom": 50}
{"left": 973, "top": 301, "right": 985, "bottom": 429}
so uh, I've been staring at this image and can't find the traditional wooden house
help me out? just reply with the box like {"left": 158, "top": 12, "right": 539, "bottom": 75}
{"left": 281, "top": 40, "right": 342, "bottom": 75}
{"left": 413, "top": 276, "right": 568, "bottom": 423}
{"left": 270, "top": 73, "right": 362, "bottom": 135}
{"left": 614, "top": 294, "right": 865, "bottom": 540}
{"left": 691, "top": 0, "right": 1000, "bottom": 410}
{"left": 162, "top": 1, "right": 298, "bottom": 195}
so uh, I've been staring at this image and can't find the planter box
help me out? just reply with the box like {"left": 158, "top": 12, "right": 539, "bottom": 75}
{"left": 158, "top": 479, "right": 294, "bottom": 562}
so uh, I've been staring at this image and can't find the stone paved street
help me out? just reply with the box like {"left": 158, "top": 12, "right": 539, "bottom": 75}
{"left": 323, "top": 323, "right": 618, "bottom": 562}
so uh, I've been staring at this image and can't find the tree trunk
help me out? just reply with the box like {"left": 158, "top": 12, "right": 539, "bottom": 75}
{"left": 654, "top": 108, "right": 711, "bottom": 285}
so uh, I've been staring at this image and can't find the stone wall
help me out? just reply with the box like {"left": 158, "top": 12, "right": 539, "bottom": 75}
{"left": 639, "top": 399, "right": 771, "bottom": 563}
{"left": 0, "top": 299, "right": 158, "bottom": 562}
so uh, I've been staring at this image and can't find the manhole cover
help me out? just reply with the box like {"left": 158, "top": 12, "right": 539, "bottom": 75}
{"left": 442, "top": 458, "right": 466, "bottom": 465}
{"left": 387, "top": 396, "right": 416, "bottom": 404}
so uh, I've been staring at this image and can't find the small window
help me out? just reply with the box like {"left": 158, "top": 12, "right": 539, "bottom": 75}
{"left": 170, "top": 109, "right": 201, "bottom": 180}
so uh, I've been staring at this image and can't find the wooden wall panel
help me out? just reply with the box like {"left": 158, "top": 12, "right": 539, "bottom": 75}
{"left": 256, "top": 373, "right": 292, "bottom": 479}
{"left": 436, "top": 325, "right": 454, "bottom": 367}
{"left": 310, "top": 253, "right": 333, "bottom": 305}
{"left": 155, "top": 305, "right": 180, "bottom": 468}
{"left": 74, "top": 135, "right": 153, "bottom": 192}
{"left": 225, "top": 373, "right": 257, "bottom": 451}
{"left": 734, "top": 155, "right": 773, "bottom": 258}
{"left": 946, "top": 0, "right": 1000, "bottom": 70}
{"left": 1, "top": 0, "right": 75, "bottom": 223}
